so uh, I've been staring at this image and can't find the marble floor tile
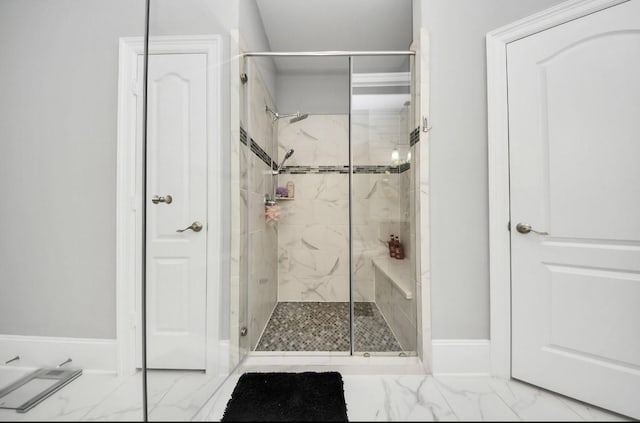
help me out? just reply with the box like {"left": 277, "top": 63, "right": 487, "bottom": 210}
{"left": 433, "top": 376, "right": 520, "bottom": 421}
{"left": 1, "top": 367, "right": 632, "bottom": 422}
{"left": 556, "top": 395, "right": 633, "bottom": 422}
{"left": 0, "top": 371, "right": 124, "bottom": 422}
{"left": 196, "top": 372, "right": 633, "bottom": 422}
{"left": 195, "top": 374, "right": 242, "bottom": 422}
{"left": 148, "top": 373, "right": 227, "bottom": 421}
{"left": 343, "top": 375, "right": 457, "bottom": 422}
{"left": 82, "top": 371, "right": 205, "bottom": 421}
{"left": 488, "top": 377, "right": 585, "bottom": 421}
{"left": 0, "top": 369, "right": 227, "bottom": 423}
{"left": 488, "top": 377, "right": 633, "bottom": 422}
{"left": 80, "top": 372, "right": 147, "bottom": 421}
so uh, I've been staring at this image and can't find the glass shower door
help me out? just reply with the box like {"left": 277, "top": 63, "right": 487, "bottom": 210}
{"left": 144, "top": 0, "right": 239, "bottom": 420}
{"left": 350, "top": 55, "right": 417, "bottom": 356}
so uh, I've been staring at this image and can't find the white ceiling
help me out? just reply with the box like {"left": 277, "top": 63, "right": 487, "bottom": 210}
{"left": 254, "top": 0, "right": 413, "bottom": 74}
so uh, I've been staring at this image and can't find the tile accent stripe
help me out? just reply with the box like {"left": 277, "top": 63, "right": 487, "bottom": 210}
{"left": 410, "top": 127, "right": 420, "bottom": 147}
{"left": 250, "top": 138, "right": 273, "bottom": 168}
{"left": 241, "top": 127, "right": 275, "bottom": 168}
{"left": 240, "top": 126, "right": 248, "bottom": 146}
{"left": 240, "top": 126, "right": 412, "bottom": 174}
{"left": 279, "top": 163, "right": 410, "bottom": 174}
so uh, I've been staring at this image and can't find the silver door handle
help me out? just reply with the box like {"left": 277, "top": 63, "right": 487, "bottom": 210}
{"left": 176, "top": 221, "right": 203, "bottom": 233}
{"left": 516, "top": 222, "right": 548, "bottom": 235}
{"left": 152, "top": 195, "right": 173, "bottom": 204}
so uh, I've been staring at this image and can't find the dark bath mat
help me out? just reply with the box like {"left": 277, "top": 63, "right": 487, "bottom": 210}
{"left": 221, "top": 372, "right": 348, "bottom": 422}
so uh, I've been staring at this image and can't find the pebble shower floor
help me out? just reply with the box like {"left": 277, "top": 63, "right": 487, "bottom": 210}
{"left": 255, "top": 302, "right": 403, "bottom": 352}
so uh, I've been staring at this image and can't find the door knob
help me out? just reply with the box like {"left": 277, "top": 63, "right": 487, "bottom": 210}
{"left": 176, "top": 221, "right": 203, "bottom": 233}
{"left": 152, "top": 195, "right": 173, "bottom": 204}
{"left": 516, "top": 222, "right": 548, "bottom": 235}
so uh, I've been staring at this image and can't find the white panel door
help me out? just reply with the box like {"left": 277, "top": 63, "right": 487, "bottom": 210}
{"left": 508, "top": 1, "right": 640, "bottom": 418}
{"left": 144, "top": 53, "right": 208, "bottom": 370}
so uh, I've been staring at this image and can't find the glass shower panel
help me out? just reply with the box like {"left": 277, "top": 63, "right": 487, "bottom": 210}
{"left": 145, "top": 0, "right": 240, "bottom": 420}
{"left": 350, "top": 55, "right": 417, "bottom": 356}
{"left": 241, "top": 55, "right": 280, "bottom": 354}
{"left": 245, "top": 56, "right": 352, "bottom": 353}
{"left": 0, "top": 0, "right": 145, "bottom": 420}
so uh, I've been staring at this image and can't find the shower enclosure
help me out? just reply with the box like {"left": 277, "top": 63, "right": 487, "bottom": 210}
{"left": 239, "top": 52, "right": 419, "bottom": 356}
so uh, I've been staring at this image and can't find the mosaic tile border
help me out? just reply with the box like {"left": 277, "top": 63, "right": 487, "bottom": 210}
{"left": 240, "top": 126, "right": 248, "bottom": 146}
{"left": 279, "top": 164, "right": 411, "bottom": 174}
{"left": 250, "top": 138, "right": 273, "bottom": 169}
{"left": 240, "top": 126, "right": 415, "bottom": 174}
{"left": 410, "top": 126, "right": 420, "bottom": 147}
{"left": 240, "top": 126, "right": 277, "bottom": 169}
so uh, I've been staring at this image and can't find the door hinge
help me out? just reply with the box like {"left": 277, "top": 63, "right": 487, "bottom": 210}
{"left": 507, "top": 221, "right": 511, "bottom": 232}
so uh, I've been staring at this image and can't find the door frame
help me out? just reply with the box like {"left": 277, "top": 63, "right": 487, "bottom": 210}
{"left": 486, "top": 0, "right": 629, "bottom": 378}
{"left": 115, "top": 35, "right": 223, "bottom": 375}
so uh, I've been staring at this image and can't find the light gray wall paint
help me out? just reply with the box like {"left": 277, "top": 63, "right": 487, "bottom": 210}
{"left": 419, "top": 0, "right": 566, "bottom": 339}
{"left": 0, "top": 0, "right": 238, "bottom": 339}
{"left": 275, "top": 59, "right": 410, "bottom": 117}
{"left": 276, "top": 72, "right": 349, "bottom": 115}
{"left": 255, "top": 0, "right": 412, "bottom": 74}
{"left": 0, "top": 0, "right": 145, "bottom": 339}
{"left": 240, "top": 0, "right": 271, "bottom": 52}
{"left": 240, "top": 0, "right": 277, "bottom": 103}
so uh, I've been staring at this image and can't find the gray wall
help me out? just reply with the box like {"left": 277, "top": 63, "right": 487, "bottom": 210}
{"left": 240, "top": 0, "right": 277, "bottom": 101}
{"left": 0, "top": 0, "right": 145, "bottom": 339}
{"left": 0, "top": 0, "right": 238, "bottom": 339}
{"left": 276, "top": 72, "right": 349, "bottom": 115}
{"left": 419, "top": 0, "right": 566, "bottom": 339}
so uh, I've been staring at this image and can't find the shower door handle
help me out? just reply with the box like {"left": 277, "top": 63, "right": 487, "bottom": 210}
{"left": 176, "top": 221, "right": 203, "bottom": 233}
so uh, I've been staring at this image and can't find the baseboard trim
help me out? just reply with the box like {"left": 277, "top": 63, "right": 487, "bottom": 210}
{"left": 432, "top": 339, "right": 491, "bottom": 375}
{"left": 0, "top": 334, "right": 117, "bottom": 373}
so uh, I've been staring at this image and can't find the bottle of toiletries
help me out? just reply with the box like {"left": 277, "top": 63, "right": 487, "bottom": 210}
{"left": 388, "top": 235, "right": 395, "bottom": 258}
{"left": 287, "top": 181, "right": 295, "bottom": 198}
{"left": 396, "top": 238, "right": 405, "bottom": 260}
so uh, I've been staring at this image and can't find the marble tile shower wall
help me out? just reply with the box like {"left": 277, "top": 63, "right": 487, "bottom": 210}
{"left": 277, "top": 115, "right": 351, "bottom": 301}
{"left": 243, "top": 60, "right": 278, "bottom": 350}
{"left": 276, "top": 113, "right": 412, "bottom": 302}
{"left": 353, "top": 110, "right": 414, "bottom": 301}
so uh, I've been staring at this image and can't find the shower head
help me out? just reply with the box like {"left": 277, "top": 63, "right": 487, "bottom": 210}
{"left": 266, "top": 105, "right": 308, "bottom": 124}
{"left": 274, "top": 149, "right": 294, "bottom": 174}
{"left": 289, "top": 113, "right": 309, "bottom": 124}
